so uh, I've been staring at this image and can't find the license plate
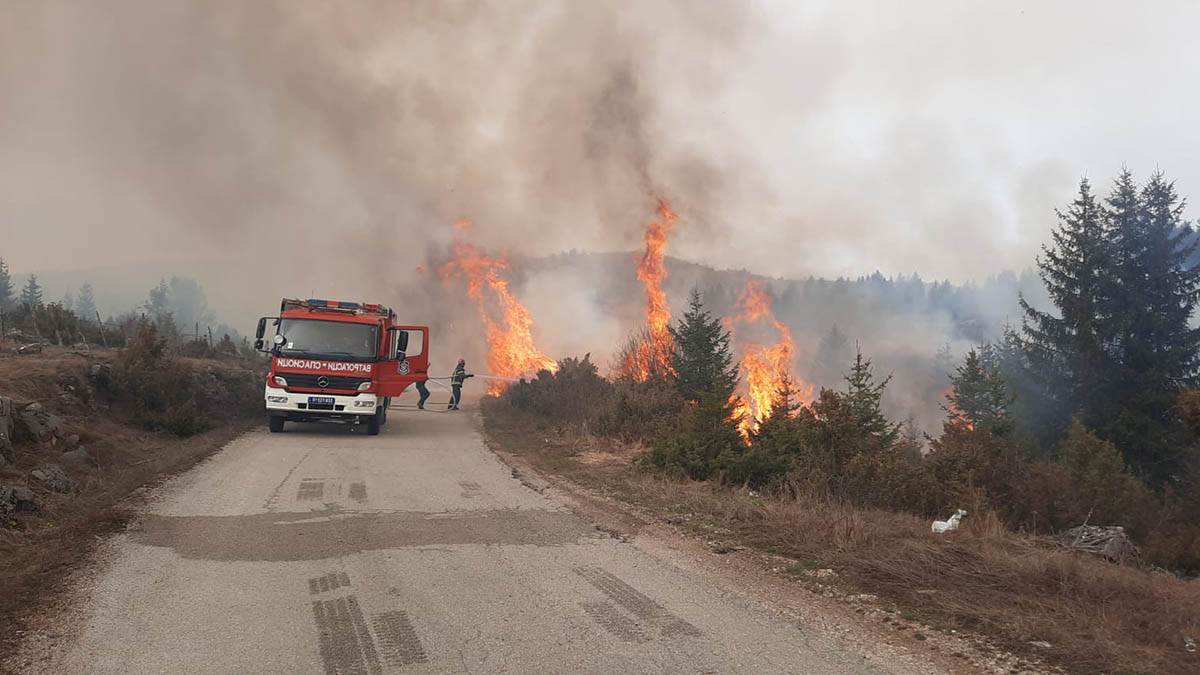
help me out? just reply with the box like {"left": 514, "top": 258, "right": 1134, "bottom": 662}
{"left": 308, "top": 396, "right": 336, "bottom": 406}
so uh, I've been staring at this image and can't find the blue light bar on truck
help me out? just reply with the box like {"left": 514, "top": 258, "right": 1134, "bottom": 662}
{"left": 303, "top": 299, "right": 361, "bottom": 310}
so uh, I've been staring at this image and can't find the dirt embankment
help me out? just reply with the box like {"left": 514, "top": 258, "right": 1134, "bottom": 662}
{"left": 0, "top": 347, "right": 264, "bottom": 655}
{"left": 482, "top": 401, "right": 1200, "bottom": 675}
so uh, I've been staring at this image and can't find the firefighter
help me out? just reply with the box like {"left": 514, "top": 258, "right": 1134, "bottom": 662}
{"left": 448, "top": 358, "right": 473, "bottom": 410}
{"left": 415, "top": 378, "right": 430, "bottom": 410}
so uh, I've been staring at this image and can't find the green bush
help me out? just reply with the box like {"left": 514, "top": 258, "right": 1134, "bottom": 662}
{"left": 106, "top": 321, "right": 259, "bottom": 437}
{"left": 720, "top": 449, "right": 790, "bottom": 489}
{"left": 594, "top": 375, "right": 687, "bottom": 441}
{"left": 645, "top": 393, "right": 743, "bottom": 480}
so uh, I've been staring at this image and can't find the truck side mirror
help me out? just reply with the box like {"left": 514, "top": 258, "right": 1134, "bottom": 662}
{"left": 397, "top": 330, "right": 410, "bottom": 354}
{"left": 255, "top": 317, "right": 267, "bottom": 339}
{"left": 254, "top": 338, "right": 264, "bottom": 351}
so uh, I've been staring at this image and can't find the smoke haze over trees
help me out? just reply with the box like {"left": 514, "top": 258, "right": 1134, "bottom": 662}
{"left": 3, "top": 3, "right": 1197, "bottom": 411}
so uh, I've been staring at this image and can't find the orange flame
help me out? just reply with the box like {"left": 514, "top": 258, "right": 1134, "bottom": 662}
{"left": 618, "top": 199, "right": 679, "bottom": 379}
{"left": 942, "top": 385, "right": 974, "bottom": 431}
{"left": 729, "top": 281, "right": 812, "bottom": 435}
{"left": 440, "top": 238, "right": 556, "bottom": 395}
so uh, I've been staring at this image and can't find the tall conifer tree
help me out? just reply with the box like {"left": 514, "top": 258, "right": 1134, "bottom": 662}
{"left": 1019, "top": 177, "right": 1110, "bottom": 426}
{"left": 669, "top": 288, "right": 739, "bottom": 404}
{"left": 944, "top": 347, "right": 1014, "bottom": 436}
{"left": 1103, "top": 170, "right": 1200, "bottom": 479}
{"left": 20, "top": 274, "right": 43, "bottom": 308}
{"left": 844, "top": 347, "right": 900, "bottom": 445}
{"left": 76, "top": 282, "right": 97, "bottom": 320}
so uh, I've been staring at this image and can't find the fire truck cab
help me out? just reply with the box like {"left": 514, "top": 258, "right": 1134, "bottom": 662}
{"left": 255, "top": 298, "right": 429, "bottom": 435}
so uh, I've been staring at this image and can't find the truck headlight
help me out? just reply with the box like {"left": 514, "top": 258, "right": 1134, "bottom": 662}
{"left": 273, "top": 376, "right": 288, "bottom": 387}
{"left": 267, "top": 395, "right": 288, "bottom": 403}
{"left": 357, "top": 381, "right": 372, "bottom": 391}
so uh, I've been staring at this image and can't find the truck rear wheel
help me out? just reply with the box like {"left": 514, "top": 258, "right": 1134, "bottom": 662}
{"left": 366, "top": 409, "right": 382, "bottom": 436}
{"left": 269, "top": 416, "right": 285, "bottom": 433}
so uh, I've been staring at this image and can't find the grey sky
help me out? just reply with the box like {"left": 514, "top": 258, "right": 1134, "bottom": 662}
{"left": 3, "top": 0, "right": 1198, "bottom": 286}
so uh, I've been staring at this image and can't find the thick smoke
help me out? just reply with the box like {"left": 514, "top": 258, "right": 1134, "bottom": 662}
{"left": 1, "top": 1, "right": 752, "bottom": 324}
{"left": 3, "top": 2, "right": 1194, "bottom": 428}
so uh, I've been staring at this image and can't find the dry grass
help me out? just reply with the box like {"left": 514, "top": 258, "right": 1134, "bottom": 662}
{"left": 0, "top": 350, "right": 259, "bottom": 656}
{"left": 484, "top": 403, "right": 1200, "bottom": 675}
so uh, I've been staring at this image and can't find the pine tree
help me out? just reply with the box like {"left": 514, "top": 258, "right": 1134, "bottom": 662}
{"left": 76, "top": 282, "right": 97, "bottom": 320}
{"left": 648, "top": 289, "right": 744, "bottom": 480}
{"left": 145, "top": 279, "right": 171, "bottom": 319}
{"left": 843, "top": 346, "right": 900, "bottom": 445}
{"left": 1103, "top": 170, "right": 1200, "bottom": 480}
{"left": 1019, "top": 177, "right": 1111, "bottom": 425}
{"left": 669, "top": 288, "right": 739, "bottom": 404}
{"left": 944, "top": 347, "right": 1014, "bottom": 436}
{"left": 0, "top": 258, "right": 13, "bottom": 309}
{"left": 20, "top": 274, "right": 43, "bottom": 308}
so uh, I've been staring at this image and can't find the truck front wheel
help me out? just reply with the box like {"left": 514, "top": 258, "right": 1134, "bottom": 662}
{"left": 366, "top": 409, "right": 382, "bottom": 436}
{"left": 269, "top": 416, "right": 285, "bottom": 433}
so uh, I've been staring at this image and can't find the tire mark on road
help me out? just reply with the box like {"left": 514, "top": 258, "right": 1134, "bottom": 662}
{"left": 575, "top": 566, "right": 701, "bottom": 639}
{"left": 312, "top": 595, "right": 382, "bottom": 675}
{"left": 309, "top": 572, "right": 352, "bottom": 595}
{"left": 297, "top": 479, "right": 325, "bottom": 501}
{"left": 372, "top": 611, "right": 428, "bottom": 666}
{"left": 581, "top": 601, "right": 648, "bottom": 643}
{"left": 263, "top": 450, "right": 312, "bottom": 511}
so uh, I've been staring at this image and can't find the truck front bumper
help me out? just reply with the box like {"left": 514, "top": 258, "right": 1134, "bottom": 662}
{"left": 264, "top": 386, "right": 379, "bottom": 420}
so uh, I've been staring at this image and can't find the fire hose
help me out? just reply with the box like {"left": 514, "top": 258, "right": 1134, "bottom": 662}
{"left": 387, "top": 373, "right": 519, "bottom": 411}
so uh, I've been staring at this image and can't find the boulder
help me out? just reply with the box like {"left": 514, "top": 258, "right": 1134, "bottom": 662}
{"left": 18, "top": 402, "right": 67, "bottom": 443}
{"left": 30, "top": 463, "right": 73, "bottom": 493}
{"left": 61, "top": 447, "right": 93, "bottom": 468}
{"left": 88, "top": 363, "right": 114, "bottom": 390}
{"left": 0, "top": 485, "right": 37, "bottom": 515}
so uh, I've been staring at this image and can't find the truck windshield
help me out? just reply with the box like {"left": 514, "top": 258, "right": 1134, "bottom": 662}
{"left": 276, "top": 319, "right": 379, "bottom": 361}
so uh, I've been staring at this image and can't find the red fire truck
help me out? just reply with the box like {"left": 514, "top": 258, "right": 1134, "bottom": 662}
{"left": 255, "top": 298, "right": 429, "bottom": 435}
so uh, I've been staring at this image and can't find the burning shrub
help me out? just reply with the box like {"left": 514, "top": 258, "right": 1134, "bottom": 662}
{"left": 503, "top": 355, "right": 611, "bottom": 429}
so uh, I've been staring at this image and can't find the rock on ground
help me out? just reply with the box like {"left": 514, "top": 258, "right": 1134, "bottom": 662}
{"left": 30, "top": 463, "right": 73, "bottom": 493}
{"left": 0, "top": 485, "right": 37, "bottom": 516}
{"left": 18, "top": 403, "right": 67, "bottom": 444}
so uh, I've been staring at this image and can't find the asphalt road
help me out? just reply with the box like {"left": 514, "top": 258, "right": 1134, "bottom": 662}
{"left": 15, "top": 404, "right": 944, "bottom": 674}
